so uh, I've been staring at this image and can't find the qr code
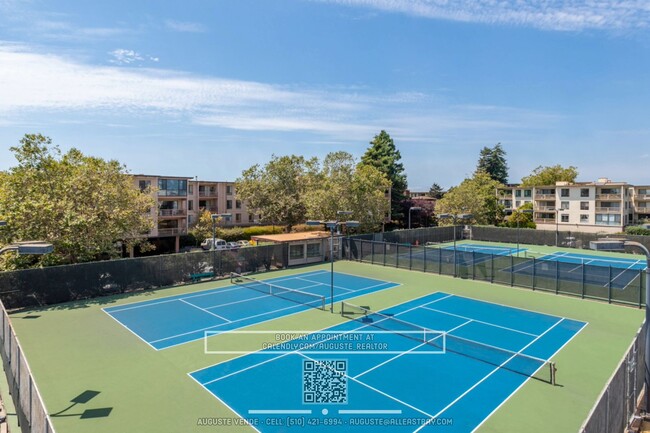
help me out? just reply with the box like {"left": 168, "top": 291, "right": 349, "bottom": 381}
{"left": 303, "top": 359, "right": 347, "bottom": 404}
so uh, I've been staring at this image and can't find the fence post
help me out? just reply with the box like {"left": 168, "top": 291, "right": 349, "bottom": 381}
{"left": 423, "top": 244, "right": 427, "bottom": 273}
{"left": 472, "top": 251, "right": 476, "bottom": 280}
{"left": 395, "top": 245, "right": 400, "bottom": 269}
{"left": 490, "top": 254, "right": 494, "bottom": 283}
{"left": 556, "top": 261, "right": 560, "bottom": 295}
{"left": 608, "top": 265, "right": 612, "bottom": 304}
{"left": 438, "top": 248, "right": 442, "bottom": 274}
{"left": 510, "top": 255, "right": 514, "bottom": 287}
{"left": 640, "top": 269, "right": 644, "bottom": 308}
{"left": 581, "top": 264, "right": 586, "bottom": 299}
{"left": 409, "top": 245, "right": 413, "bottom": 270}
{"left": 383, "top": 243, "right": 387, "bottom": 267}
{"left": 532, "top": 257, "right": 536, "bottom": 290}
{"left": 371, "top": 242, "right": 375, "bottom": 265}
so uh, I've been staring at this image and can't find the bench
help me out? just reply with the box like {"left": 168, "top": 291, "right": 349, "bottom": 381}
{"left": 189, "top": 272, "right": 214, "bottom": 283}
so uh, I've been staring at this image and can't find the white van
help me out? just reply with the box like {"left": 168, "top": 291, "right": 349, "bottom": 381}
{"left": 201, "top": 238, "right": 228, "bottom": 250}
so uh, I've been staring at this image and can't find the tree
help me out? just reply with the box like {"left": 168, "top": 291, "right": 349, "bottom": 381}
{"left": 428, "top": 183, "right": 444, "bottom": 199}
{"left": 235, "top": 155, "right": 317, "bottom": 231}
{"left": 189, "top": 210, "right": 228, "bottom": 243}
{"left": 360, "top": 131, "right": 407, "bottom": 224}
{"left": 476, "top": 143, "right": 508, "bottom": 184}
{"left": 0, "top": 134, "right": 155, "bottom": 269}
{"left": 520, "top": 165, "right": 578, "bottom": 187}
{"left": 436, "top": 171, "right": 504, "bottom": 225}
{"left": 304, "top": 151, "right": 391, "bottom": 232}
{"left": 505, "top": 202, "right": 536, "bottom": 228}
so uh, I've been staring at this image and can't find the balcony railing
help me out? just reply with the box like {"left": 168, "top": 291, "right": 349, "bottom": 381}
{"left": 534, "top": 217, "right": 556, "bottom": 224}
{"left": 635, "top": 194, "right": 650, "bottom": 201}
{"left": 157, "top": 227, "right": 187, "bottom": 237}
{"left": 199, "top": 206, "right": 218, "bottom": 212}
{"left": 158, "top": 209, "right": 186, "bottom": 217}
{"left": 535, "top": 194, "right": 556, "bottom": 200}
{"left": 535, "top": 206, "right": 556, "bottom": 211}
{"left": 595, "top": 193, "right": 621, "bottom": 200}
{"left": 595, "top": 207, "right": 621, "bottom": 213}
{"left": 199, "top": 191, "right": 218, "bottom": 197}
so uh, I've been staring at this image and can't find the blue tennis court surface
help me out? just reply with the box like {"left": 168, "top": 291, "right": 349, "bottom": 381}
{"left": 191, "top": 292, "right": 586, "bottom": 432}
{"left": 405, "top": 243, "right": 526, "bottom": 266}
{"left": 104, "top": 270, "right": 398, "bottom": 350}
{"left": 508, "top": 251, "right": 646, "bottom": 290}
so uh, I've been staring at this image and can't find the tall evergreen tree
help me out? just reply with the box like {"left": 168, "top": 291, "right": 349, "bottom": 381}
{"left": 428, "top": 182, "right": 444, "bottom": 199}
{"left": 476, "top": 143, "right": 508, "bottom": 184}
{"left": 360, "top": 130, "right": 407, "bottom": 223}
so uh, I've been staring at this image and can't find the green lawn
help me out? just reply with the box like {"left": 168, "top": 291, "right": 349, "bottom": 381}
{"left": 8, "top": 259, "right": 643, "bottom": 433}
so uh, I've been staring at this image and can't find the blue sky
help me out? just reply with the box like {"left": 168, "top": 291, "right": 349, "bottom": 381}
{"left": 1, "top": 0, "right": 649, "bottom": 190}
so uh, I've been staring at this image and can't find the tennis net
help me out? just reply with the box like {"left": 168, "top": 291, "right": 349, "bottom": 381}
{"left": 231, "top": 273, "right": 326, "bottom": 310}
{"left": 341, "top": 301, "right": 556, "bottom": 385}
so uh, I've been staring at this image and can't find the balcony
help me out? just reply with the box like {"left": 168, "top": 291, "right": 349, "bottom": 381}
{"left": 535, "top": 194, "right": 556, "bottom": 200}
{"left": 199, "top": 191, "right": 218, "bottom": 197}
{"left": 158, "top": 209, "right": 186, "bottom": 217}
{"left": 534, "top": 217, "right": 556, "bottom": 224}
{"left": 535, "top": 206, "right": 556, "bottom": 212}
{"left": 200, "top": 206, "right": 218, "bottom": 212}
{"left": 595, "top": 207, "right": 621, "bottom": 213}
{"left": 595, "top": 193, "right": 621, "bottom": 200}
{"left": 635, "top": 194, "right": 650, "bottom": 201}
{"left": 157, "top": 227, "right": 187, "bottom": 237}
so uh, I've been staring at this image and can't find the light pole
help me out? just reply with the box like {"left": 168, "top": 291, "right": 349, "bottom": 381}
{"left": 550, "top": 207, "right": 564, "bottom": 247}
{"left": 211, "top": 213, "right": 232, "bottom": 250}
{"left": 437, "top": 213, "right": 473, "bottom": 277}
{"left": 591, "top": 239, "right": 650, "bottom": 411}
{"left": 0, "top": 241, "right": 54, "bottom": 255}
{"left": 307, "top": 211, "right": 359, "bottom": 313}
{"left": 515, "top": 209, "right": 534, "bottom": 257}
{"left": 408, "top": 206, "right": 422, "bottom": 230}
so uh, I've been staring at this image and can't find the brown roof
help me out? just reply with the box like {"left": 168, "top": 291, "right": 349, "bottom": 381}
{"left": 252, "top": 231, "right": 332, "bottom": 243}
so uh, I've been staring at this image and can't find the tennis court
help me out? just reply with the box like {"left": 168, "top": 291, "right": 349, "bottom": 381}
{"left": 191, "top": 292, "right": 586, "bottom": 432}
{"left": 104, "top": 270, "right": 398, "bottom": 350}
{"left": 507, "top": 251, "right": 646, "bottom": 290}
{"left": 399, "top": 243, "right": 525, "bottom": 267}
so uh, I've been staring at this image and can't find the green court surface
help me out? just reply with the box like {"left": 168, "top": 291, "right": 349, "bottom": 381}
{"left": 8, "top": 260, "right": 644, "bottom": 433}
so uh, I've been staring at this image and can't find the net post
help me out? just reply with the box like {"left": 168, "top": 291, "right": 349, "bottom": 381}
{"left": 550, "top": 362, "right": 557, "bottom": 386}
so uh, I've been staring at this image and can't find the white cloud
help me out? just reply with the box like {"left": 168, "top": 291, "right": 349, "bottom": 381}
{"left": 318, "top": 0, "right": 650, "bottom": 31}
{"left": 164, "top": 20, "right": 207, "bottom": 33}
{"left": 0, "top": 44, "right": 558, "bottom": 142}
{"left": 108, "top": 49, "right": 159, "bottom": 65}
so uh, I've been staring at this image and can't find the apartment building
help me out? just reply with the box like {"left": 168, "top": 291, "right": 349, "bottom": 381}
{"left": 497, "top": 178, "right": 647, "bottom": 234}
{"left": 132, "top": 175, "right": 259, "bottom": 252}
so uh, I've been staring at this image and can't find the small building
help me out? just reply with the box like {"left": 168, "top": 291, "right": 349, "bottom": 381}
{"left": 251, "top": 231, "right": 340, "bottom": 266}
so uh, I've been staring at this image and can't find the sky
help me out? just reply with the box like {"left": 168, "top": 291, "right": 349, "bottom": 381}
{"left": 0, "top": 0, "right": 649, "bottom": 191}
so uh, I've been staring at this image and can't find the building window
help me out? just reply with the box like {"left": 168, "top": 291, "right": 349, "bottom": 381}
{"left": 560, "top": 201, "right": 569, "bottom": 210}
{"left": 289, "top": 244, "right": 304, "bottom": 260}
{"left": 249, "top": 214, "right": 254, "bottom": 222}
{"left": 580, "top": 214, "right": 589, "bottom": 223}
{"left": 138, "top": 180, "right": 151, "bottom": 192}
{"left": 580, "top": 188, "right": 589, "bottom": 197}
{"left": 236, "top": 200, "right": 242, "bottom": 209}
{"left": 561, "top": 214, "right": 569, "bottom": 222}
{"left": 515, "top": 190, "right": 521, "bottom": 197}
{"left": 158, "top": 179, "right": 187, "bottom": 197}
{"left": 235, "top": 213, "right": 241, "bottom": 222}
{"left": 188, "top": 185, "right": 193, "bottom": 194}
{"left": 561, "top": 188, "right": 569, "bottom": 197}
{"left": 306, "top": 243, "right": 321, "bottom": 258}
{"left": 639, "top": 189, "right": 648, "bottom": 195}
{"left": 188, "top": 200, "right": 193, "bottom": 211}
{"left": 226, "top": 185, "right": 233, "bottom": 195}
{"left": 595, "top": 214, "right": 621, "bottom": 226}
{"left": 523, "top": 190, "right": 532, "bottom": 198}
{"left": 226, "top": 200, "right": 232, "bottom": 210}
{"left": 515, "top": 201, "right": 521, "bottom": 208}
{"left": 188, "top": 215, "right": 194, "bottom": 225}
{"left": 580, "top": 202, "right": 589, "bottom": 210}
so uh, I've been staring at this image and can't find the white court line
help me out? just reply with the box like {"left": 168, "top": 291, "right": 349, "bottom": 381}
{"left": 299, "top": 352, "right": 435, "bottom": 419}
{"left": 420, "top": 306, "right": 539, "bottom": 337}
{"left": 179, "top": 299, "right": 231, "bottom": 322}
{"left": 607, "top": 261, "right": 641, "bottom": 288}
{"left": 102, "top": 307, "right": 160, "bottom": 351}
{"left": 104, "top": 269, "right": 329, "bottom": 314}
{"left": 295, "top": 277, "right": 355, "bottom": 293}
{"left": 470, "top": 320, "right": 589, "bottom": 433}
{"left": 248, "top": 410, "right": 311, "bottom": 415}
{"left": 338, "top": 410, "right": 402, "bottom": 415}
{"left": 414, "top": 317, "right": 566, "bottom": 432}
{"left": 353, "top": 319, "right": 473, "bottom": 380}
{"left": 186, "top": 373, "right": 262, "bottom": 433}
{"left": 200, "top": 294, "right": 453, "bottom": 386}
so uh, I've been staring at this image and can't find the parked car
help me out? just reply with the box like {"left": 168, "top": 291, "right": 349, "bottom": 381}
{"left": 236, "top": 240, "right": 250, "bottom": 247}
{"left": 201, "top": 238, "right": 228, "bottom": 250}
{"left": 227, "top": 241, "right": 240, "bottom": 250}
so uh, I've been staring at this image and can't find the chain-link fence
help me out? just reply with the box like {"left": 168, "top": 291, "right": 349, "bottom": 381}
{"left": 580, "top": 321, "right": 646, "bottom": 433}
{"left": 345, "top": 238, "right": 646, "bottom": 307}
{"left": 0, "top": 245, "right": 288, "bottom": 310}
{"left": 471, "top": 225, "right": 650, "bottom": 252}
{"left": 0, "top": 298, "right": 55, "bottom": 433}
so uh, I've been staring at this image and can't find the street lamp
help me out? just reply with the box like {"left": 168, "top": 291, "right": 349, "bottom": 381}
{"left": 211, "top": 213, "right": 232, "bottom": 250}
{"left": 437, "top": 213, "right": 473, "bottom": 277}
{"left": 307, "top": 211, "right": 359, "bottom": 313}
{"left": 408, "top": 206, "right": 422, "bottom": 230}
{"left": 0, "top": 241, "right": 54, "bottom": 255}
{"left": 550, "top": 207, "right": 565, "bottom": 247}
{"left": 590, "top": 239, "right": 650, "bottom": 411}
